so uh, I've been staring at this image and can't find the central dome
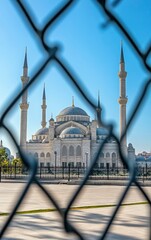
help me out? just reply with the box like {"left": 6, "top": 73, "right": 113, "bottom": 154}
{"left": 59, "top": 106, "right": 88, "bottom": 116}
{"left": 56, "top": 105, "right": 90, "bottom": 124}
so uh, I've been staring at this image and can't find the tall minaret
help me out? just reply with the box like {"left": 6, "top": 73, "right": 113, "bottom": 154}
{"left": 41, "top": 84, "right": 47, "bottom": 128}
{"left": 118, "top": 43, "right": 128, "bottom": 153}
{"left": 20, "top": 49, "right": 29, "bottom": 147}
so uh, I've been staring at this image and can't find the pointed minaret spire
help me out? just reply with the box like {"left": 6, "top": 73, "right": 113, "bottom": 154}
{"left": 41, "top": 84, "right": 47, "bottom": 128}
{"left": 98, "top": 91, "right": 101, "bottom": 110}
{"left": 72, "top": 96, "right": 74, "bottom": 107}
{"left": 120, "top": 41, "right": 125, "bottom": 63}
{"left": 23, "top": 47, "right": 28, "bottom": 68}
{"left": 96, "top": 91, "right": 102, "bottom": 127}
{"left": 23, "top": 47, "right": 28, "bottom": 77}
{"left": 43, "top": 83, "right": 46, "bottom": 100}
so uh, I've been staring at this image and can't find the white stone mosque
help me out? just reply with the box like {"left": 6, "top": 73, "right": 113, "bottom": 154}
{"left": 20, "top": 45, "right": 135, "bottom": 168}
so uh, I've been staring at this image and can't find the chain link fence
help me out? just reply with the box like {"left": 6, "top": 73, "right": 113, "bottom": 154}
{"left": 0, "top": 0, "right": 151, "bottom": 239}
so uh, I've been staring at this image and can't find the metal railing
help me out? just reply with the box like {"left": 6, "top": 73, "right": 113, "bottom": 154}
{"left": 0, "top": 0, "right": 151, "bottom": 239}
{"left": 0, "top": 166, "right": 151, "bottom": 182}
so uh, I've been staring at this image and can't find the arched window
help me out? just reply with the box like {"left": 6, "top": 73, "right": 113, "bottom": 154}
{"left": 40, "top": 152, "right": 45, "bottom": 158}
{"left": 100, "top": 152, "right": 104, "bottom": 158}
{"left": 69, "top": 146, "right": 74, "bottom": 156}
{"left": 34, "top": 152, "right": 38, "bottom": 158}
{"left": 106, "top": 152, "right": 110, "bottom": 158}
{"left": 76, "top": 146, "right": 81, "bottom": 156}
{"left": 62, "top": 146, "right": 67, "bottom": 156}
{"left": 112, "top": 152, "right": 116, "bottom": 160}
{"left": 46, "top": 152, "right": 50, "bottom": 158}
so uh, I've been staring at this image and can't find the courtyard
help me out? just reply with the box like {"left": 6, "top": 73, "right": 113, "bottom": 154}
{"left": 0, "top": 183, "right": 150, "bottom": 239}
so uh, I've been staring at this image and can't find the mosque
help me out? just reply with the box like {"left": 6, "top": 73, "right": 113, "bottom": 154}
{"left": 20, "top": 46, "right": 135, "bottom": 168}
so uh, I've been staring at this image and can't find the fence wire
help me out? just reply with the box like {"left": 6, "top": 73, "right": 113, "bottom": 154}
{"left": 0, "top": 0, "right": 151, "bottom": 239}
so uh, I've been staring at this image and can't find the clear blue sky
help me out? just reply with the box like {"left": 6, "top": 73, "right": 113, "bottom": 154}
{"left": 0, "top": 0, "right": 151, "bottom": 156}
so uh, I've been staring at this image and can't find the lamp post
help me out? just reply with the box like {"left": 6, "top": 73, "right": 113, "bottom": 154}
{"left": 54, "top": 151, "right": 57, "bottom": 179}
{"left": 85, "top": 152, "right": 88, "bottom": 169}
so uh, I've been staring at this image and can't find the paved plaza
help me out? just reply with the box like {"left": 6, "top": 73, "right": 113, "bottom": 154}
{"left": 0, "top": 183, "right": 150, "bottom": 239}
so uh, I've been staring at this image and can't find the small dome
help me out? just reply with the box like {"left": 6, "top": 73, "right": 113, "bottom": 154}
{"left": 49, "top": 118, "right": 54, "bottom": 121}
{"left": 58, "top": 106, "right": 88, "bottom": 116}
{"left": 136, "top": 156, "right": 145, "bottom": 162}
{"left": 146, "top": 156, "right": 151, "bottom": 161}
{"left": 97, "top": 127, "right": 109, "bottom": 136}
{"left": 4, "top": 147, "right": 11, "bottom": 157}
{"left": 60, "top": 127, "right": 84, "bottom": 138}
{"left": 35, "top": 127, "right": 48, "bottom": 135}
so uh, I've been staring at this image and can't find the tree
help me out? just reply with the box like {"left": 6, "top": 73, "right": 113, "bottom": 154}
{"left": 0, "top": 148, "right": 8, "bottom": 166}
{"left": 12, "top": 158, "right": 23, "bottom": 167}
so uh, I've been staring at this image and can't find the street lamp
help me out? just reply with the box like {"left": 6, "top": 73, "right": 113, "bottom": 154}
{"left": 85, "top": 152, "right": 88, "bottom": 169}
{"left": 54, "top": 151, "right": 57, "bottom": 179}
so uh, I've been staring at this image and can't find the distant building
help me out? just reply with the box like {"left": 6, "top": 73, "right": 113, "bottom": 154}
{"left": 136, "top": 151, "right": 151, "bottom": 167}
{"left": 19, "top": 45, "right": 135, "bottom": 168}
{"left": 0, "top": 140, "right": 14, "bottom": 161}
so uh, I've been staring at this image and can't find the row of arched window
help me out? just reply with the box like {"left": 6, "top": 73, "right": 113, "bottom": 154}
{"left": 57, "top": 116, "right": 89, "bottom": 122}
{"left": 34, "top": 152, "right": 51, "bottom": 158}
{"left": 100, "top": 152, "right": 116, "bottom": 159}
{"left": 30, "top": 150, "right": 116, "bottom": 159}
{"left": 62, "top": 145, "right": 81, "bottom": 157}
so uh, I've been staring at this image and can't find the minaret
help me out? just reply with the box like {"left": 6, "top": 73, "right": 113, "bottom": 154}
{"left": 20, "top": 48, "right": 29, "bottom": 147}
{"left": 41, "top": 84, "right": 47, "bottom": 128}
{"left": 118, "top": 43, "right": 128, "bottom": 153}
{"left": 96, "top": 91, "right": 102, "bottom": 127}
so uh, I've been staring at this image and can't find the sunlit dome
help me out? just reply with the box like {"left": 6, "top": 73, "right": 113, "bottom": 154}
{"left": 58, "top": 106, "right": 88, "bottom": 116}
{"left": 56, "top": 101, "right": 90, "bottom": 123}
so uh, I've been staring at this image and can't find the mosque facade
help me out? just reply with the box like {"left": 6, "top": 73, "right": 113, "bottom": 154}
{"left": 20, "top": 46, "right": 135, "bottom": 168}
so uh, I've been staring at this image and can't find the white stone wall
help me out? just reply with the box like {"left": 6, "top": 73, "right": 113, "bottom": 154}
{"left": 91, "top": 141, "right": 122, "bottom": 168}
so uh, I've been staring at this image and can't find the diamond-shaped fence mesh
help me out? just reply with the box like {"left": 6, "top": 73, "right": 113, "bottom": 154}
{"left": 0, "top": 0, "right": 151, "bottom": 239}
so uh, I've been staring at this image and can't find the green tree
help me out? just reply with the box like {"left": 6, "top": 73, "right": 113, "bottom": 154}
{"left": 12, "top": 158, "right": 23, "bottom": 167}
{"left": 0, "top": 148, "right": 8, "bottom": 166}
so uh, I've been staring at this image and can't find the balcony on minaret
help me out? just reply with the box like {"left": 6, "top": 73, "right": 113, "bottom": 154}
{"left": 118, "top": 97, "right": 128, "bottom": 105}
{"left": 20, "top": 103, "right": 29, "bottom": 110}
{"left": 118, "top": 70, "right": 127, "bottom": 79}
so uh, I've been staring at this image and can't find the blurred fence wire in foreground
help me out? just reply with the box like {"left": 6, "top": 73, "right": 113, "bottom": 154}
{"left": 0, "top": 0, "right": 151, "bottom": 239}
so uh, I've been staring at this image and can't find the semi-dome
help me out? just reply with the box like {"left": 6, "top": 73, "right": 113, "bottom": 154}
{"left": 58, "top": 106, "right": 88, "bottom": 116}
{"left": 60, "top": 127, "right": 84, "bottom": 138}
{"left": 35, "top": 127, "right": 49, "bottom": 135}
